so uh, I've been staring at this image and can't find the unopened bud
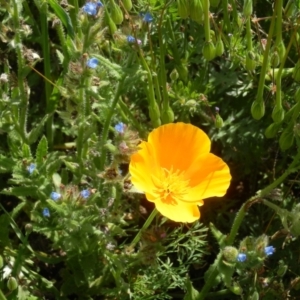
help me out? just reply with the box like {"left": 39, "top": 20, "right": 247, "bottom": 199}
{"left": 277, "top": 260, "right": 288, "bottom": 277}
{"left": 215, "top": 39, "right": 224, "bottom": 56}
{"left": 110, "top": 2, "right": 123, "bottom": 25}
{"left": 270, "top": 50, "right": 280, "bottom": 67}
{"left": 215, "top": 114, "right": 224, "bottom": 128}
{"left": 272, "top": 104, "right": 285, "bottom": 123}
{"left": 123, "top": 0, "right": 132, "bottom": 11}
{"left": 177, "top": 0, "right": 189, "bottom": 19}
{"left": 190, "top": 0, "right": 204, "bottom": 24}
{"left": 161, "top": 106, "right": 175, "bottom": 124}
{"left": 170, "top": 69, "right": 179, "bottom": 81}
{"left": 7, "top": 277, "right": 18, "bottom": 291}
{"left": 243, "top": 0, "right": 253, "bottom": 18}
{"left": 246, "top": 52, "right": 256, "bottom": 71}
{"left": 203, "top": 41, "right": 216, "bottom": 61}
{"left": 251, "top": 100, "right": 265, "bottom": 120}
{"left": 223, "top": 246, "right": 239, "bottom": 263}
{"left": 279, "top": 126, "right": 294, "bottom": 151}
{"left": 265, "top": 122, "right": 281, "bottom": 138}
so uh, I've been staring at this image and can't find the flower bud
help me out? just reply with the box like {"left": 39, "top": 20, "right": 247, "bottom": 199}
{"left": 251, "top": 100, "right": 265, "bottom": 120}
{"left": 265, "top": 122, "right": 281, "bottom": 138}
{"left": 272, "top": 104, "right": 285, "bottom": 123}
{"left": 215, "top": 114, "right": 224, "bottom": 128}
{"left": 170, "top": 69, "right": 179, "bottom": 81}
{"left": 243, "top": 0, "right": 253, "bottom": 18}
{"left": 249, "top": 291, "right": 259, "bottom": 300}
{"left": 284, "top": 0, "right": 296, "bottom": 18}
{"left": 277, "top": 260, "right": 288, "bottom": 277}
{"left": 177, "top": 0, "right": 190, "bottom": 19}
{"left": 149, "top": 103, "right": 161, "bottom": 127}
{"left": 270, "top": 50, "right": 280, "bottom": 67}
{"left": 161, "top": 106, "right": 175, "bottom": 124}
{"left": 276, "top": 40, "right": 286, "bottom": 62}
{"left": 107, "top": 14, "right": 117, "bottom": 34}
{"left": 279, "top": 126, "right": 294, "bottom": 151}
{"left": 223, "top": 246, "right": 239, "bottom": 263}
{"left": 190, "top": 0, "right": 204, "bottom": 24}
{"left": 7, "top": 277, "right": 18, "bottom": 291}
{"left": 246, "top": 52, "right": 256, "bottom": 71}
{"left": 110, "top": 1, "right": 123, "bottom": 25}
{"left": 123, "top": 0, "right": 132, "bottom": 11}
{"left": 203, "top": 41, "right": 216, "bottom": 61}
{"left": 215, "top": 39, "right": 224, "bottom": 57}
{"left": 230, "top": 283, "right": 243, "bottom": 295}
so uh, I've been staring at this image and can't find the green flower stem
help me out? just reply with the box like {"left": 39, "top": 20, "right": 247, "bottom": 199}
{"left": 197, "top": 149, "right": 300, "bottom": 299}
{"left": 69, "top": 0, "right": 82, "bottom": 39}
{"left": 256, "top": 0, "right": 277, "bottom": 103}
{"left": 275, "top": 0, "right": 283, "bottom": 44}
{"left": 0, "top": 290, "right": 6, "bottom": 300}
{"left": 203, "top": 0, "right": 211, "bottom": 42}
{"left": 222, "top": 0, "right": 231, "bottom": 32}
{"left": 98, "top": 53, "right": 135, "bottom": 171}
{"left": 130, "top": 208, "right": 158, "bottom": 247}
{"left": 246, "top": 17, "right": 252, "bottom": 51}
{"left": 40, "top": 2, "right": 54, "bottom": 149}
{"left": 12, "top": 0, "right": 27, "bottom": 142}
{"left": 229, "top": 0, "right": 238, "bottom": 27}
{"left": 138, "top": 50, "right": 161, "bottom": 127}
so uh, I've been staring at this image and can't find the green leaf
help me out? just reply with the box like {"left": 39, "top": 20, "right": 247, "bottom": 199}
{"left": 48, "top": 0, "right": 75, "bottom": 38}
{"left": 22, "top": 144, "right": 32, "bottom": 159}
{"left": 36, "top": 136, "right": 48, "bottom": 166}
{"left": 184, "top": 278, "right": 200, "bottom": 300}
{"left": 27, "top": 115, "right": 50, "bottom": 144}
{"left": 0, "top": 155, "right": 15, "bottom": 173}
{"left": 2, "top": 187, "right": 38, "bottom": 198}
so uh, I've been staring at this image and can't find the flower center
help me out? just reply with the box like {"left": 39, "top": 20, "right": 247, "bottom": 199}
{"left": 151, "top": 167, "right": 189, "bottom": 204}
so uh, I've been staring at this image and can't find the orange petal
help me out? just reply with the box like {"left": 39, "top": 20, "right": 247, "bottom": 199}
{"left": 129, "top": 141, "right": 158, "bottom": 193}
{"left": 183, "top": 153, "right": 231, "bottom": 201}
{"left": 148, "top": 123, "right": 211, "bottom": 171}
{"left": 152, "top": 197, "right": 201, "bottom": 223}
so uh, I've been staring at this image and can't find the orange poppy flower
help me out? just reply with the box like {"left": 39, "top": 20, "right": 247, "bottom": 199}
{"left": 129, "top": 122, "right": 231, "bottom": 223}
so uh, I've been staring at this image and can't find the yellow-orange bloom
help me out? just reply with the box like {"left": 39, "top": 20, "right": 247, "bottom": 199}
{"left": 129, "top": 122, "right": 231, "bottom": 223}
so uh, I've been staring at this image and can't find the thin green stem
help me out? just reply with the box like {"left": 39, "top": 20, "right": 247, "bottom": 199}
{"left": 98, "top": 53, "right": 135, "bottom": 170}
{"left": 256, "top": 1, "right": 277, "bottom": 102}
{"left": 246, "top": 17, "right": 252, "bottom": 50}
{"left": 130, "top": 208, "right": 158, "bottom": 247}
{"left": 275, "top": 0, "right": 283, "bottom": 44}
{"left": 203, "top": 0, "right": 211, "bottom": 42}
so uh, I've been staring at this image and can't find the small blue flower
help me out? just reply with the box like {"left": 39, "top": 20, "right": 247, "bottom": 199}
{"left": 115, "top": 122, "right": 125, "bottom": 133}
{"left": 43, "top": 208, "right": 50, "bottom": 217}
{"left": 83, "top": 2, "right": 98, "bottom": 16}
{"left": 50, "top": 192, "right": 61, "bottom": 201}
{"left": 80, "top": 189, "right": 91, "bottom": 199}
{"left": 142, "top": 12, "right": 153, "bottom": 23}
{"left": 27, "top": 163, "right": 36, "bottom": 175}
{"left": 127, "top": 35, "right": 142, "bottom": 45}
{"left": 96, "top": 1, "right": 103, "bottom": 7}
{"left": 86, "top": 58, "right": 99, "bottom": 68}
{"left": 237, "top": 253, "right": 247, "bottom": 262}
{"left": 264, "top": 246, "right": 275, "bottom": 256}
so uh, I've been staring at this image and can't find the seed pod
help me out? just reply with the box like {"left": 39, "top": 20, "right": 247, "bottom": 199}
{"left": 107, "top": 14, "right": 117, "bottom": 34}
{"left": 170, "top": 69, "right": 179, "bottom": 81}
{"left": 7, "top": 277, "right": 18, "bottom": 291}
{"left": 279, "top": 125, "right": 294, "bottom": 151}
{"left": 215, "top": 39, "right": 224, "bottom": 56}
{"left": 243, "top": 0, "right": 253, "bottom": 18}
{"left": 272, "top": 103, "right": 285, "bottom": 123}
{"left": 215, "top": 114, "right": 224, "bottom": 128}
{"left": 251, "top": 100, "right": 265, "bottom": 120}
{"left": 123, "top": 0, "right": 132, "bottom": 11}
{"left": 203, "top": 41, "right": 216, "bottom": 61}
{"left": 110, "top": 1, "right": 123, "bottom": 25}
{"left": 190, "top": 0, "right": 204, "bottom": 24}
{"left": 265, "top": 122, "right": 281, "bottom": 138}
{"left": 177, "top": 0, "right": 189, "bottom": 19}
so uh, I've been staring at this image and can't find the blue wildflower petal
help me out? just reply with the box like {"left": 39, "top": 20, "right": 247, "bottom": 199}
{"left": 83, "top": 2, "right": 98, "bottom": 16}
{"left": 264, "top": 246, "right": 275, "bottom": 256}
{"left": 237, "top": 253, "right": 247, "bottom": 262}
{"left": 86, "top": 58, "right": 99, "bottom": 68}
{"left": 143, "top": 12, "right": 153, "bottom": 23}
{"left": 96, "top": 1, "right": 103, "bottom": 7}
{"left": 127, "top": 36, "right": 142, "bottom": 45}
{"left": 80, "top": 189, "right": 91, "bottom": 199}
{"left": 50, "top": 192, "right": 61, "bottom": 201}
{"left": 43, "top": 208, "right": 50, "bottom": 217}
{"left": 115, "top": 122, "right": 125, "bottom": 133}
{"left": 27, "top": 163, "right": 36, "bottom": 175}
